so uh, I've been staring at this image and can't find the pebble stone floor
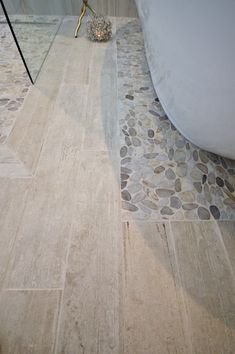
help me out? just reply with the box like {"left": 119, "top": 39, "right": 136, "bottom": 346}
{"left": 117, "top": 19, "right": 235, "bottom": 221}
{"left": 0, "top": 15, "right": 61, "bottom": 142}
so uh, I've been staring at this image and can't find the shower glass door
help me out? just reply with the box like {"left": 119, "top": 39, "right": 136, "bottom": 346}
{"left": 0, "top": 0, "right": 63, "bottom": 83}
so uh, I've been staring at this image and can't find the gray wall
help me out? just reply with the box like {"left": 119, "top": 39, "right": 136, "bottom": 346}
{"left": 3, "top": 0, "right": 137, "bottom": 16}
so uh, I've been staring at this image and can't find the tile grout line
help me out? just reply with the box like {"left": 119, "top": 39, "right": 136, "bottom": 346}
{"left": 3, "top": 288, "right": 63, "bottom": 292}
{"left": 120, "top": 217, "right": 233, "bottom": 223}
{"left": 114, "top": 17, "right": 126, "bottom": 353}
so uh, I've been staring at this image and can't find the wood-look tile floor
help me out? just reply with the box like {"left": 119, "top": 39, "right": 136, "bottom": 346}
{"left": 0, "top": 17, "right": 234, "bottom": 354}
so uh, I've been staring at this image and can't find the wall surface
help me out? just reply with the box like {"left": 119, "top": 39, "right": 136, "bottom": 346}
{"left": 2, "top": 0, "right": 137, "bottom": 16}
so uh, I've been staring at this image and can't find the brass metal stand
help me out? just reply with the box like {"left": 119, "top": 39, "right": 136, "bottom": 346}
{"left": 75, "top": 0, "right": 96, "bottom": 38}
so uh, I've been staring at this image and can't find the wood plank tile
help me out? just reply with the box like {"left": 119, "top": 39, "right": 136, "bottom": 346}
{"left": 3, "top": 85, "right": 88, "bottom": 289}
{"left": 0, "top": 179, "right": 30, "bottom": 287}
{"left": 115, "top": 0, "right": 138, "bottom": 17}
{"left": 6, "top": 19, "right": 75, "bottom": 174}
{"left": 170, "top": 221, "right": 235, "bottom": 354}
{"left": 0, "top": 145, "right": 31, "bottom": 177}
{"left": 83, "top": 45, "right": 118, "bottom": 151}
{"left": 56, "top": 200, "right": 122, "bottom": 354}
{"left": 217, "top": 221, "right": 235, "bottom": 274}
{"left": 71, "top": 150, "right": 120, "bottom": 204}
{"left": 0, "top": 290, "right": 61, "bottom": 354}
{"left": 122, "top": 221, "right": 188, "bottom": 354}
{"left": 91, "top": 0, "right": 116, "bottom": 16}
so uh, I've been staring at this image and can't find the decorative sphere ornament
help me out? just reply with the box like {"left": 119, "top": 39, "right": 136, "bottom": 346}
{"left": 87, "top": 15, "right": 112, "bottom": 42}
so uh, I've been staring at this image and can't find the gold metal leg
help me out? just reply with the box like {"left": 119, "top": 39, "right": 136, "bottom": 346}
{"left": 75, "top": 3, "right": 86, "bottom": 38}
{"left": 74, "top": 0, "right": 96, "bottom": 38}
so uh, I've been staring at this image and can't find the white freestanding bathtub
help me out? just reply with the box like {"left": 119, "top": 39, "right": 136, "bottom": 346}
{"left": 135, "top": 0, "right": 235, "bottom": 159}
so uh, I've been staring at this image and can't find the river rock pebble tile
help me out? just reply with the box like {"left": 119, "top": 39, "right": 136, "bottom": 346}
{"left": 116, "top": 18, "right": 235, "bottom": 221}
{"left": 0, "top": 21, "right": 30, "bottom": 143}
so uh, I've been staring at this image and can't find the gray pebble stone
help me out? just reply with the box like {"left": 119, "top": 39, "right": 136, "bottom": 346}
{"left": 160, "top": 206, "right": 174, "bottom": 215}
{"left": 122, "top": 201, "right": 138, "bottom": 212}
{"left": 156, "top": 189, "right": 175, "bottom": 197}
{"left": 193, "top": 182, "right": 202, "bottom": 193}
{"left": 225, "top": 180, "right": 235, "bottom": 193}
{"left": 182, "top": 203, "right": 198, "bottom": 210}
{"left": 190, "top": 167, "right": 203, "bottom": 181}
{"left": 121, "top": 167, "right": 132, "bottom": 174}
{"left": 128, "top": 127, "right": 137, "bottom": 136}
{"left": 198, "top": 206, "right": 211, "bottom": 220}
{"left": 175, "top": 178, "right": 182, "bottom": 192}
{"left": 170, "top": 196, "right": 182, "bottom": 209}
{"left": 224, "top": 198, "right": 235, "bottom": 208}
{"left": 125, "top": 94, "right": 134, "bottom": 100}
{"left": 165, "top": 168, "right": 176, "bottom": 180}
{"left": 216, "top": 177, "right": 224, "bottom": 187}
{"left": 193, "top": 150, "right": 198, "bottom": 161}
{"left": 121, "top": 181, "right": 127, "bottom": 189}
{"left": 209, "top": 205, "right": 220, "bottom": 219}
{"left": 199, "top": 151, "right": 209, "bottom": 163}
{"left": 215, "top": 166, "right": 227, "bottom": 179}
{"left": 154, "top": 166, "right": 165, "bottom": 174}
{"left": 125, "top": 136, "right": 132, "bottom": 146}
{"left": 202, "top": 174, "right": 207, "bottom": 184}
{"left": 176, "top": 162, "right": 188, "bottom": 177}
{"left": 121, "top": 157, "right": 132, "bottom": 165}
{"left": 179, "top": 191, "right": 195, "bottom": 203}
{"left": 160, "top": 121, "right": 170, "bottom": 130}
{"left": 121, "top": 173, "right": 129, "bottom": 181}
{"left": 148, "top": 129, "right": 154, "bottom": 138}
{"left": 121, "top": 190, "right": 132, "bottom": 201}
{"left": 120, "top": 146, "right": 127, "bottom": 158}
{"left": 174, "top": 149, "right": 186, "bottom": 162}
{"left": 144, "top": 153, "right": 158, "bottom": 159}
{"left": 208, "top": 172, "right": 216, "bottom": 185}
{"left": 132, "top": 191, "right": 146, "bottom": 203}
{"left": 196, "top": 163, "right": 208, "bottom": 174}
{"left": 149, "top": 110, "right": 159, "bottom": 117}
{"left": 141, "top": 200, "right": 158, "bottom": 210}
{"left": 127, "top": 118, "right": 135, "bottom": 127}
{"left": 168, "top": 148, "right": 174, "bottom": 160}
{"left": 132, "top": 137, "right": 141, "bottom": 146}
{"left": 175, "top": 139, "right": 185, "bottom": 148}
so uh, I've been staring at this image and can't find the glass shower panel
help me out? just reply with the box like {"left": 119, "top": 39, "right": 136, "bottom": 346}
{"left": 0, "top": 0, "right": 63, "bottom": 82}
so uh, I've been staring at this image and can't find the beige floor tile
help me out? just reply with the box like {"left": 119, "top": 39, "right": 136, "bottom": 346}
{"left": 170, "top": 221, "right": 235, "bottom": 353}
{"left": 122, "top": 221, "right": 189, "bottom": 354}
{"left": 217, "top": 221, "right": 235, "bottom": 272}
{"left": 6, "top": 19, "right": 76, "bottom": 175}
{"left": 0, "top": 179, "right": 30, "bottom": 286}
{"left": 83, "top": 45, "right": 118, "bottom": 151}
{"left": 71, "top": 150, "right": 120, "bottom": 204}
{"left": 56, "top": 200, "right": 122, "bottom": 354}
{"left": 0, "top": 290, "right": 61, "bottom": 354}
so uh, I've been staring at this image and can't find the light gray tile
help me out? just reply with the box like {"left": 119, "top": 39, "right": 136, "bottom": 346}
{"left": 170, "top": 221, "right": 235, "bottom": 353}
{"left": 122, "top": 221, "right": 189, "bottom": 354}
{"left": 56, "top": 201, "right": 122, "bottom": 354}
{"left": 0, "top": 179, "right": 30, "bottom": 287}
{"left": 217, "top": 221, "right": 235, "bottom": 272}
{"left": 0, "top": 290, "right": 61, "bottom": 354}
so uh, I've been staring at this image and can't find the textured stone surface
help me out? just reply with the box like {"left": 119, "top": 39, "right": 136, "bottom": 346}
{"left": 117, "top": 18, "right": 235, "bottom": 221}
